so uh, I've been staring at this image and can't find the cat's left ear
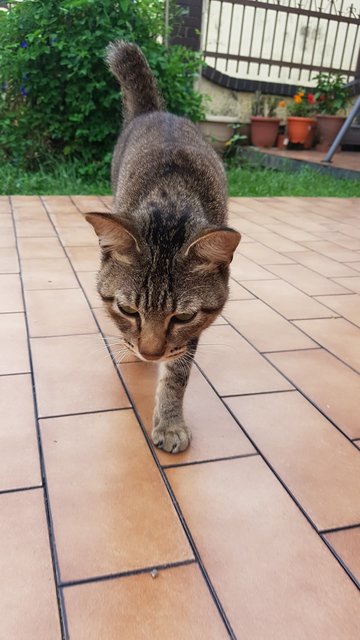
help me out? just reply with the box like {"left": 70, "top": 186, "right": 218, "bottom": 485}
{"left": 184, "top": 227, "right": 241, "bottom": 271}
{"left": 85, "top": 212, "right": 140, "bottom": 262}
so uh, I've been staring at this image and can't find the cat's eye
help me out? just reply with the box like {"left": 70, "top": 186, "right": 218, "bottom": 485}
{"left": 173, "top": 312, "right": 196, "bottom": 323}
{"left": 118, "top": 304, "right": 139, "bottom": 316}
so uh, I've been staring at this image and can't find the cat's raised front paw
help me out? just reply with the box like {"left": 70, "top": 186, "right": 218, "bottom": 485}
{"left": 151, "top": 421, "right": 191, "bottom": 454}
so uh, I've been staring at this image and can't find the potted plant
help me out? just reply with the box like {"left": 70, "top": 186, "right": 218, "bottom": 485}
{"left": 250, "top": 91, "right": 280, "bottom": 147}
{"left": 198, "top": 115, "right": 241, "bottom": 154}
{"left": 285, "top": 88, "right": 317, "bottom": 148}
{"left": 313, "top": 73, "right": 351, "bottom": 151}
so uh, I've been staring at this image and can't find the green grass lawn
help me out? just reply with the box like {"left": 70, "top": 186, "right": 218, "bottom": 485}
{"left": 1, "top": 159, "right": 359, "bottom": 197}
{"left": 226, "top": 164, "right": 360, "bottom": 197}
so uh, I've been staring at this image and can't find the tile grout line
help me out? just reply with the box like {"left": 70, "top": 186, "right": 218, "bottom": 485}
{"left": 0, "top": 484, "right": 43, "bottom": 496}
{"left": 320, "top": 522, "right": 360, "bottom": 535}
{"left": 9, "top": 196, "right": 68, "bottom": 640}
{"left": 0, "top": 370, "right": 31, "bottom": 377}
{"left": 192, "top": 359, "right": 360, "bottom": 592}
{"left": 60, "top": 558, "right": 197, "bottom": 589}
{"left": 321, "top": 537, "right": 360, "bottom": 589}
{"left": 41, "top": 195, "right": 237, "bottom": 640}
{"left": 39, "top": 406, "right": 132, "bottom": 421}
{"left": 162, "top": 452, "right": 259, "bottom": 470}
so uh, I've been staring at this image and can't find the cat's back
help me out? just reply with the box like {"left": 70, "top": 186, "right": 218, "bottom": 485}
{"left": 112, "top": 111, "right": 227, "bottom": 221}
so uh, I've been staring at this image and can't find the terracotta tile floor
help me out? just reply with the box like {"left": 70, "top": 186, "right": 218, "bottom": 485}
{"left": 1, "top": 195, "right": 360, "bottom": 639}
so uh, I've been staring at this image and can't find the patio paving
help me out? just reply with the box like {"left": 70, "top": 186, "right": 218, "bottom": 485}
{"left": 1, "top": 194, "right": 360, "bottom": 638}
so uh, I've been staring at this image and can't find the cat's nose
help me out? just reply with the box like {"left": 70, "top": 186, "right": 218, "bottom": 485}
{"left": 139, "top": 350, "right": 164, "bottom": 361}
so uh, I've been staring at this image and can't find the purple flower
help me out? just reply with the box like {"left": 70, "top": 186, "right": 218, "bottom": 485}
{"left": 20, "top": 41, "right": 28, "bottom": 49}
{"left": 20, "top": 85, "right": 28, "bottom": 96}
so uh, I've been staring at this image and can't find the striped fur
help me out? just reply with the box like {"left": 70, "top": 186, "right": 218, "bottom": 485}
{"left": 86, "top": 42, "right": 241, "bottom": 453}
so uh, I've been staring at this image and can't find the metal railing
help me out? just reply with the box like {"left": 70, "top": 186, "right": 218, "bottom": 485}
{"left": 202, "top": 0, "right": 360, "bottom": 93}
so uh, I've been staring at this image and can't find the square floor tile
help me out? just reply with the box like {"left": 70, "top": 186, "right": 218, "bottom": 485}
{"left": 0, "top": 227, "right": 16, "bottom": 248}
{"left": 0, "top": 374, "right": 41, "bottom": 490}
{"left": 63, "top": 564, "right": 228, "bottom": 640}
{"left": 325, "top": 528, "right": 360, "bottom": 584}
{"left": 120, "top": 362, "right": 255, "bottom": 465}
{"left": 21, "top": 258, "right": 78, "bottom": 290}
{"left": 0, "top": 274, "right": 23, "bottom": 312}
{"left": 228, "top": 278, "right": 254, "bottom": 300}
{"left": 240, "top": 280, "right": 337, "bottom": 320}
{"left": 25, "top": 289, "right": 98, "bottom": 337}
{"left": 0, "top": 313, "right": 29, "bottom": 374}
{"left": 230, "top": 254, "right": 275, "bottom": 281}
{"left": 15, "top": 219, "right": 55, "bottom": 238}
{"left": 266, "top": 264, "right": 348, "bottom": 295}
{"left": 285, "top": 252, "right": 358, "bottom": 277}
{"left": 226, "top": 391, "right": 360, "bottom": 529}
{"left": 261, "top": 223, "right": 318, "bottom": 242}
{"left": 66, "top": 246, "right": 100, "bottom": 271}
{"left": 167, "top": 457, "right": 360, "bottom": 639}
{"left": 301, "top": 240, "right": 360, "bottom": 262}
{"left": 77, "top": 271, "right": 102, "bottom": 308}
{"left": 244, "top": 231, "right": 305, "bottom": 253}
{"left": 0, "top": 248, "right": 19, "bottom": 274}
{"left": 294, "top": 317, "right": 360, "bottom": 373}
{"left": 223, "top": 299, "right": 316, "bottom": 352}
{"left": 314, "top": 294, "right": 360, "bottom": 327}
{"left": 40, "top": 410, "right": 193, "bottom": 581}
{"left": 0, "top": 490, "right": 61, "bottom": 639}
{"left": 17, "top": 237, "right": 65, "bottom": 260}
{"left": 267, "top": 349, "right": 360, "bottom": 439}
{"left": 57, "top": 226, "right": 98, "bottom": 247}
{"left": 31, "top": 334, "right": 130, "bottom": 416}
{"left": 71, "top": 196, "right": 109, "bottom": 213}
{"left": 238, "top": 242, "right": 294, "bottom": 265}
{"left": 196, "top": 325, "right": 292, "bottom": 395}
{"left": 333, "top": 276, "right": 360, "bottom": 294}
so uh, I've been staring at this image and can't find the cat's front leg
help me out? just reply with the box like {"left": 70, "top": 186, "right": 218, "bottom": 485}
{"left": 152, "top": 339, "right": 198, "bottom": 454}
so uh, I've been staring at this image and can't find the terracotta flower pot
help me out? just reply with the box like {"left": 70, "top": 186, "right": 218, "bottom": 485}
{"left": 316, "top": 115, "right": 346, "bottom": 152}
{"left": 250, "top": 116, "right": 280, "bottom": 148}
{"left": 287, "top": 116, "right": 316, "bottom": 149}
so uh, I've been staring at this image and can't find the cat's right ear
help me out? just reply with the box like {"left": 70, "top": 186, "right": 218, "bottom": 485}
{"left": 85, "top": 212, "right": 140, "bottom": 263}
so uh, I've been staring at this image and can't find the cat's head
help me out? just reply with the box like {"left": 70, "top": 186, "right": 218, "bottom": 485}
{"left": 86, "top": 212, "right": 240, "bottom": 362}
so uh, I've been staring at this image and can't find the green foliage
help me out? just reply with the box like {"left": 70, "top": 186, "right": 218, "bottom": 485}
{"left": 223, "top": 124, "right": 248, "bottom": 160}
{"left": 0, "top": 0, "right": 205, "bottom": 170}
{"left": 226, "top": 163, "right": 360, "bottom": 197}
{"left": 287, "top": 88, "right": 316, "bottom": 117}
{"left": 313, "top": 73, "right": 351, "bottom": 115}
{"left": 1, "top": 159, "right": 359, "bottom": 197}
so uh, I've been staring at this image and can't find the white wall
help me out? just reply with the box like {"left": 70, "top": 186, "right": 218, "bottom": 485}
{"left": 202, "top": 0, "right": 360, "bottom": 87}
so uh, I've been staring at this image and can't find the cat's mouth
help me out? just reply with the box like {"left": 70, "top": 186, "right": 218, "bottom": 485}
{"left": 122, "top": 338, "right": 187, "bottom": 362}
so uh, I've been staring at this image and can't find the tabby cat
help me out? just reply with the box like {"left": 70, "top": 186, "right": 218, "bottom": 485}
{"left": 86, "top": 41, "right": 241, "bottom": 453}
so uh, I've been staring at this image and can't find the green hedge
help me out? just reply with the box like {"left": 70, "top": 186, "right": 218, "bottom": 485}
{"left": 0, "top": 0, "right": 205, "bottom": 175}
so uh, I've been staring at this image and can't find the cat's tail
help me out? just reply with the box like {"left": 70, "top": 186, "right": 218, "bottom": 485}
{"left": 106, "top": 41, "right": 163, "bottom": 122}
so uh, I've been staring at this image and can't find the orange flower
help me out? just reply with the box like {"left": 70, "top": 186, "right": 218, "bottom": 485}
{"left": 294, "top": 94, "right": 302, "bottom": 104}
{"left": 299, "top": 91, "right": 305, "bottom": 98}
{"left": 278, "top": 100, "right": 286, "bottom": 107}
